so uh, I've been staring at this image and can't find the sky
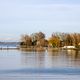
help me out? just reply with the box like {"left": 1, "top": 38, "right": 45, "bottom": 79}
{"left": 0, "top": 0, "right": 80, "bottom": 41}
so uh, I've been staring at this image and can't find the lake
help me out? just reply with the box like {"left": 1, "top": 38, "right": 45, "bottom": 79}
{"left": 0, "top": 49, "right": 80, "bottom": 80}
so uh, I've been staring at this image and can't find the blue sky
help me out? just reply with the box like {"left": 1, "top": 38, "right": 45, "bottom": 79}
{"left": 0, "top": 0, "right": 80, "bottom": 41}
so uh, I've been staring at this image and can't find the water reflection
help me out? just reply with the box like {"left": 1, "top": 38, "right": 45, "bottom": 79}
{"left": 66, "top": 50, "right": 80, "bottom": 59}
{"left": 21, "top": 52, "right": 45, "bottom": 68}
{"left": 20, "top": 50, "right": 80, "bottom": 68}
{"left": 0, "top": 50, "right": 80, "bottom": 70}
{"left": 65, "top": 50, "right": 80, "bottom": 67}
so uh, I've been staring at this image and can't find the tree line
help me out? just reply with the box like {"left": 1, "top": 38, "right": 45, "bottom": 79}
{"left": 20, "top": 32, "right": 80, "bottom": 48}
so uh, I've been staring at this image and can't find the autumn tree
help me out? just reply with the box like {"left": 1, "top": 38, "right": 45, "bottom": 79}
{"left": 20, "top": 34, "right": 32, "bottom": 47}
{"left": 37, "top": 39, "right": 48, "bottom": 47}
{"left": 37, "top": 32, "right": 45, "bottom": 40}
{"left": 31, "top": 33, "right": 38, "bottom": 46}
{"left": 48, "top": 35, "right": 60, "bottom": 48}
{"left": 31, "top": 32, "right": 45, "bottom": 46}
{"left": 73, "top": 33, "right": 80, "bottom": 47}
{"left": 65, "top": 34, "right": 73, "bottom": 46}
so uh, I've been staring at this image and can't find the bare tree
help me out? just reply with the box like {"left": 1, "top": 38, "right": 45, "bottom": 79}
{"left": 20, "top": 34, "right": 32, "bottom": 47}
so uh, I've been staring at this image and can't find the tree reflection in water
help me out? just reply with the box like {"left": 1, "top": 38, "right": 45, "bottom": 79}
{"left": 20, "top": 50, "right": 80, "bottom": 69}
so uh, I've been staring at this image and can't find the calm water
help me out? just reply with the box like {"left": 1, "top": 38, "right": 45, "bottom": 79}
{"left": 0, "top": 49, "right": 80, "bottom": 80}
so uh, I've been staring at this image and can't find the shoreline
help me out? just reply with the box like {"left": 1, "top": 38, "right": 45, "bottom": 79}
{"left": 0, "top": 47, "right": 79, "bottom": 52}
